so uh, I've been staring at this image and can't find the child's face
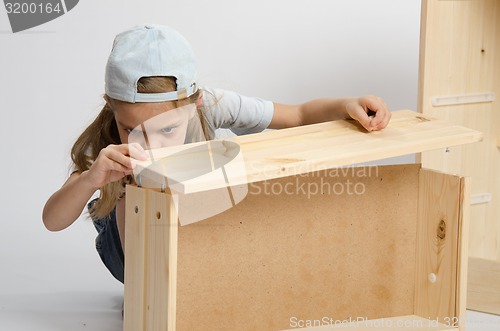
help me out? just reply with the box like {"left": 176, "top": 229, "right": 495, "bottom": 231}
{"left": 112, "top": 101, "right": 196, "bottom": 149}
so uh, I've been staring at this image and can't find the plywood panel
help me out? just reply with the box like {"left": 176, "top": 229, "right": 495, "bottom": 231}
{"left": 175, "top": 164, "right": 420, "bottom": 331}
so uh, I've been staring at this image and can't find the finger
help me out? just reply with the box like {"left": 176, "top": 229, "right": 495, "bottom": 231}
{"left": 350, "top": 105, "right": 373, "bottom": 131}
{"left": 375, "top": 111, "right": 391, "bottom": 130}
{"left": 102, "top": 148, "right": 136, "bottom": 170}
{"left": 128, "top": 143, "right": 149, "bottom": 160}
{"left": 107, "top": 161, "right": 133, "bottom": 173}
{"left": 104, "top": 144, "right": 134, "bottom": 158}
{"left": 369, "top": 109, "right": 386, "bottom": 128}
{"left": 371, "top": 101, "right": 391, "bottom": 130}
{"left": 96, "top": 157, "right": 132, "bottom": 176}
{"left": 104, "top": 144, "right": 147, "bottom": 165}
{"left": 362, "top": 97, "right": 390, "bottom": 130}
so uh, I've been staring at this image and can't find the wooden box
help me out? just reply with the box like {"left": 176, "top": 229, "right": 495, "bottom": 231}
{"left": 123, "top": 110, "right": 482, "bottom": 330}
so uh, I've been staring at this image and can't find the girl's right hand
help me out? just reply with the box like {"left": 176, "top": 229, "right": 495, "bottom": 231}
{"left": 85, "top": 143, "right": 149, "bottom": 189}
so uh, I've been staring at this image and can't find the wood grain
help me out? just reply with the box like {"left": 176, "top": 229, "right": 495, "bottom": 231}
{"left": 124, "top": 187, "right": 178, "bottom": 331}
{"left": 124, "top": 186, "right": 147, "bottom": 331}
{"left": 135, "top": 110, "right": 482, "bottom": 194}
{"left": 414, "top": 169, "right": 468, "bottom": 325}
{"left": 418, "top": 0, "right": 500, "bottom": 314}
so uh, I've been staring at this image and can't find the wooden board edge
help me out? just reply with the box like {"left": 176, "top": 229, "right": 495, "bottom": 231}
{"left": 456, "top": 176, "right": 471, "bottom": 324}
{"left": 168, "top": 193, "right": 178, "bottom": 331}
{"left": 124, "top": 185, "right": 148, "bottom": 331}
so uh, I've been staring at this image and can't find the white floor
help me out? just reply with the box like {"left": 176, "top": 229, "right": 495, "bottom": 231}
{"left": 0, "top": 291, "right": 123, "bottom": 331}
{"left": 1, "top": 291, "right": 499, "bottom": 330}
{"left": 466, "top": 310, "right": 500, "bottom": 331}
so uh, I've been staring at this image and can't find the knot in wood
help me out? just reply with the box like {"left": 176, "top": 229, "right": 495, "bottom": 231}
{"left": 437, "top": 220, "right": 446, "bottom": 240}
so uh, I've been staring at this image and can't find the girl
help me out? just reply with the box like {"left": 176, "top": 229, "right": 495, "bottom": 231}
{"left": 42, "top": 24, "right": 391, "bottom": 284}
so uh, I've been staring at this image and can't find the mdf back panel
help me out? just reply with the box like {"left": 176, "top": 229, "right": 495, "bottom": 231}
{"left": 175, "top": 164, "right": 420, "bottom": 331}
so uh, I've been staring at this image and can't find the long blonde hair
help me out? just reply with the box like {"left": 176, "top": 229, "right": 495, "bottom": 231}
{"left": 71, "top": 76, "right": 210, "bottom": 219}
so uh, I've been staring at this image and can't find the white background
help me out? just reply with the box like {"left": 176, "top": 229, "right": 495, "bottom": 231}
{"left": 2, "top": 1, "right": 495, "bottom": 330}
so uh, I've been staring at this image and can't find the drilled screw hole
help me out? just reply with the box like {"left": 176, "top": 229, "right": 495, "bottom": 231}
{"left": 134, "top": 206, "right": 139, "bottom": 214}
{"left": 156, "top": 211, "right": 161, "bottom": 220}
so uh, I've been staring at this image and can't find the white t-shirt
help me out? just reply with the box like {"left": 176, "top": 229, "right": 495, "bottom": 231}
{"left": 201, "top": 87, "right": 274, "bottom": 138}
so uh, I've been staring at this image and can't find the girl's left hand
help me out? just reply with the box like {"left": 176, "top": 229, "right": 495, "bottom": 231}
{"left": 345, "top": 96, "right": 391, "bottom": 131}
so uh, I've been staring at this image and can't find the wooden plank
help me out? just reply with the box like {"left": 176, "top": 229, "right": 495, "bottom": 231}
{"left": 414, "top": 169, "right": 467, "bottom": 325}
{"left": 124, "top": 186, "right": 178, "bottom": 331}
{"left": 281, "top": 315, "right": 455, "bottom": 331}
{"left": 124, "top": 186, "right": 148, "bottom": 331}
{"left": 175, "top": 164, "right": 420, "bottom": 331}
{"left": 467, "top": 257, "right": 500, "bottom": 315}
{"left": 134, "top": 110, "right": 482, "bottom": 195}
{"left": 145, "top": 190, "right": 178, "bottom": 331}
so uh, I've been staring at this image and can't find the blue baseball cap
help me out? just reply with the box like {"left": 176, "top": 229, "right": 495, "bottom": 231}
{"left": 105, "top": 24, "right": 198, "bottom": 103}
